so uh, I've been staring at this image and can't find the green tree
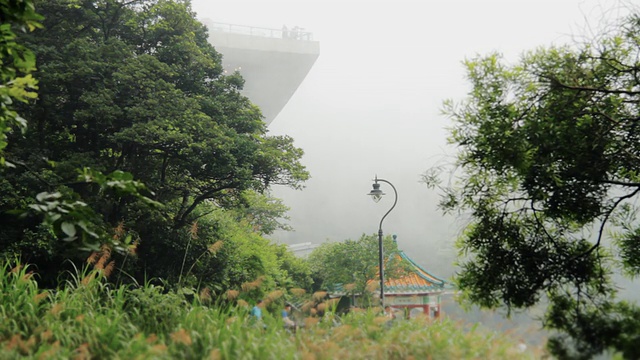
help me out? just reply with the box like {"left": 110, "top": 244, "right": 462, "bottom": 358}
{"left": 0, "top": 0, "right": 42, "bottom": 166}
{"left": 1, "top": 0, "right": 308, "bottom": 286}
{"left": 427, "top": 12, "right": 640, "bottom": 359}
{"left": 273, "top": 243, "right": 313, "bottom": 290}
{"left": 0, "top": 1, "right": 155, "bottom": 260}
{"left": 308, "top": 234, "right": 403, "bottom": 306}
{"left": 232, "top": 190, "right": 293, "bottom": 236}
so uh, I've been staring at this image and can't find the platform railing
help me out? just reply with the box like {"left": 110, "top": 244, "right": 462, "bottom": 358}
{"left": 207, "top": 22, "right": 314, "bottom": 41}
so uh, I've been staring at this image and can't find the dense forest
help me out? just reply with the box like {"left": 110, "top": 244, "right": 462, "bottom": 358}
{"left": 1, "top": 0, "right": 311, "bottom": 296}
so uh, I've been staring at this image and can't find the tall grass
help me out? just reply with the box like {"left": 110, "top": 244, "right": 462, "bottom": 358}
{"left": 0, "top": 260, "right": 543, "bottom": 359}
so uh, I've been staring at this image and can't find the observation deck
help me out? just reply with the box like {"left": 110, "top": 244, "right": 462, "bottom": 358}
{"left": 204, "top": 21, "right": 320, "bottom": 125}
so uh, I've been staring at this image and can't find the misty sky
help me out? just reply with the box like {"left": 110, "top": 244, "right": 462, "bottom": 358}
{"left": 190, "top": 0, "right": 629, "bottom": 274}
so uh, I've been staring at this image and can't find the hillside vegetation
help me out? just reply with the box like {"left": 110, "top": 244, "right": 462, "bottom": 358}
{"left": 0, "top": 261, "right": 541, "bottom": 359}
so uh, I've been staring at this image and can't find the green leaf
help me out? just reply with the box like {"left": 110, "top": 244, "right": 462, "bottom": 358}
{"left": 60, "top": 222, "right": 76, "bottom": 238}
{"left": 179, "top": 287, "right": 194, "bottom": 295}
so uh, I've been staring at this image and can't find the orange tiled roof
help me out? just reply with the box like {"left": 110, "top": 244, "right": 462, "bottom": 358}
{"left": 371, "top": 251, "right": 446, "bottom": 295}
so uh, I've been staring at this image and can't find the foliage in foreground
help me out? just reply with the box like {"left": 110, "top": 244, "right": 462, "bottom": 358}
{"left": 1, "top": 0, "right": 309, "bottom": 291}
{"left": 426, "top": 10, "right": 640, "bottom": 359}
{"left": 0, "top": 261, "right": 540, "bottom": 359}
{"left": 0, "top": 0, "right": 42, "bottom": 165}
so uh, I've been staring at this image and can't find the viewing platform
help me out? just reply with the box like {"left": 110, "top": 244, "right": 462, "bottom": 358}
{"left": 203, "top": 21, "right": 320, "bottom": 125}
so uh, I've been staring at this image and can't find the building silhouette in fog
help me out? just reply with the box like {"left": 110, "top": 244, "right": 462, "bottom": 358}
{"left": 203, "top": 21, "right": 320, "bottom": 125}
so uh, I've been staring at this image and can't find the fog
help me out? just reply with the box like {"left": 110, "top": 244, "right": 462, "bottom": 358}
{"left": 190, "top": 0, "right": 628, "bottom": 276}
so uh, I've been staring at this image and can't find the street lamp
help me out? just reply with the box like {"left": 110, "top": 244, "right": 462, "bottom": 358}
{"left": 367, "top": 176, "right": 398, "bottom": 306}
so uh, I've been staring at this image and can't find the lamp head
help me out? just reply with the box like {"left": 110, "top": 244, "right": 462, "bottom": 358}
{"left": 368, "top": 182, "right": 385, "bottom": 203}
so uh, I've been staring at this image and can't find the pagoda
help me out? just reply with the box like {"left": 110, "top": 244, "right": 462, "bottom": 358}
{"left": 332, "top": 239, "right": 449, "bottom": 319}
{"left": 381, "top": 248, "right": 448, "bottom": 319}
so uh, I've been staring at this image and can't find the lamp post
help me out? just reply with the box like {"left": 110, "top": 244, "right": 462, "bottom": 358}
{"left": 367, "top": 176, "right": 398, "bottom": 306}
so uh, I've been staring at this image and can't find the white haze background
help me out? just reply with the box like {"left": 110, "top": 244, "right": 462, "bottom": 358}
{"left": 190, "top": 0, "right": 630, "bottom": 277}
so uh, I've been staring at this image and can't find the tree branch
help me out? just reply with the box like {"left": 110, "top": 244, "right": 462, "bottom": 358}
{"left": 576, "top": 187, "right": 640, "bottom": 259}
{"left": 541, "top": 74, "right": 640, "bottom": 95}
{"left": 173, "top": 182, "right": 238, "bottom": 228}
{"left": 8, "top": 158, "right": 54, "bottom": 188}
{"left": 600, "top": 179, "right": 640, "bottom": 187}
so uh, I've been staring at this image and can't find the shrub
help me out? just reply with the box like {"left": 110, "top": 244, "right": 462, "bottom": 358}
{"left": 0, "top": 260, "right": 542, "bottom": 359}
{"left": 124, "top": 284, "right": 187, "bottom": 335}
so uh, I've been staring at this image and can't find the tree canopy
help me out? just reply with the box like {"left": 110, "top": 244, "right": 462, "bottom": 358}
{"left": 308, "top": 234, "right": 404, "bottom": 306}
{"left": 428, "top": 12, "right": 640, "bottom": 359}
{"left": 0, "top": 0, "right": 309, "bottom": 291}
{"left": 0, "top": 0, "right": 42, "bottom": 166}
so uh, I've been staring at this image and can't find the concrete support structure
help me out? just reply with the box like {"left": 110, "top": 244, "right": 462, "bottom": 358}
{"left": 204, "top": 21, "right": 320, "bottom": 124}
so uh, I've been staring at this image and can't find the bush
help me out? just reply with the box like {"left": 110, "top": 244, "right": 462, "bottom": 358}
{"left": 125, "top": 284, "right": 187, "bottom": 335}
{"left": 0, "top": 260, "right": 542, "bottom": 359}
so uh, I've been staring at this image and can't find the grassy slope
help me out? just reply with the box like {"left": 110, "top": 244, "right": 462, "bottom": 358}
{"left": 0, "top": 262, "right": 542, "bottom": 359}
